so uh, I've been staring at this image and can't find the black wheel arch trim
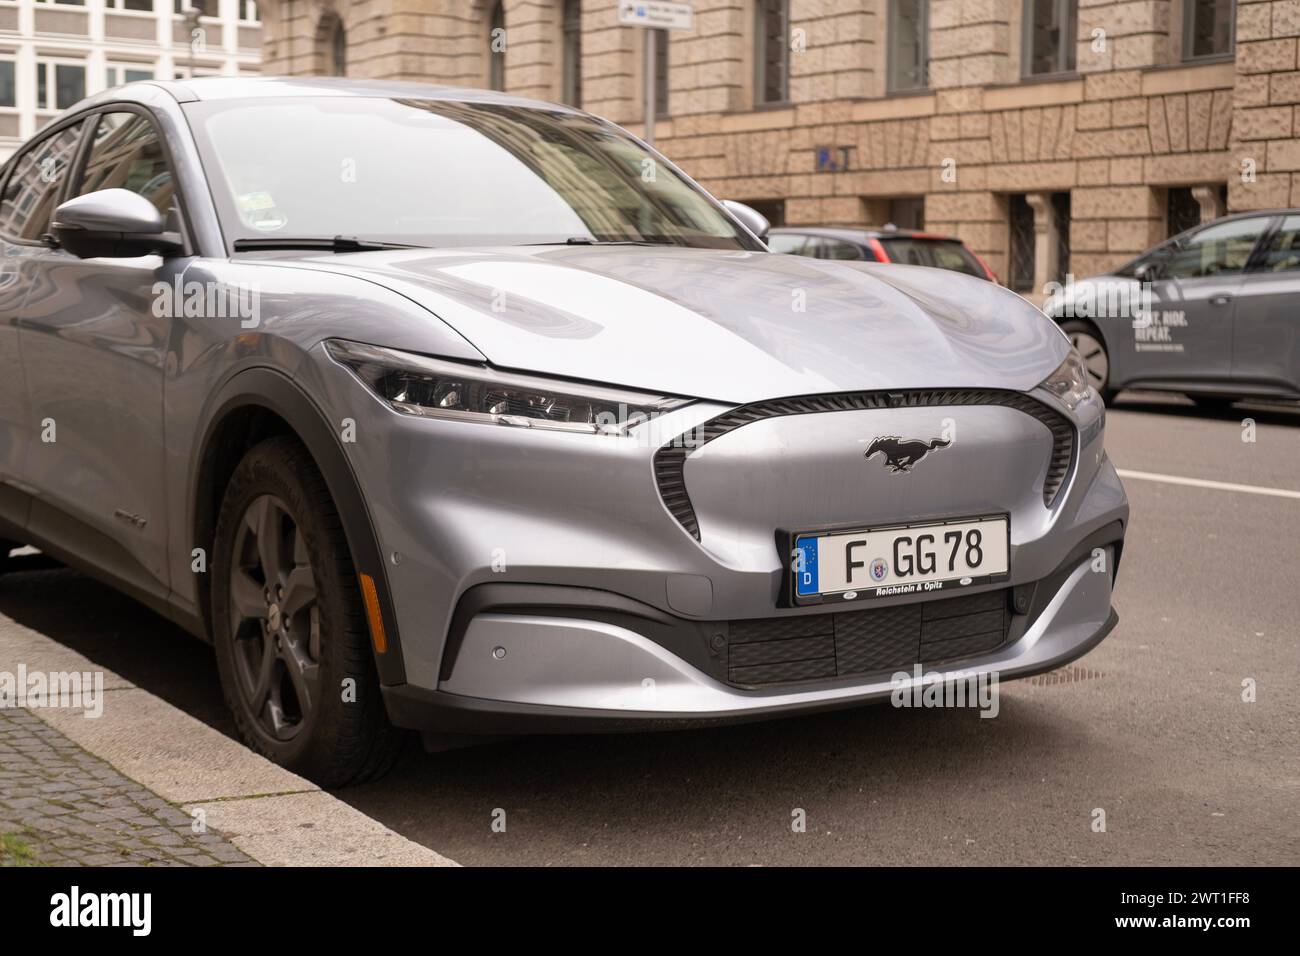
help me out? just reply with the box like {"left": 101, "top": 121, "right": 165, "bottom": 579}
{"left": 189, "top": 365, "right": 407, "bottom": 685}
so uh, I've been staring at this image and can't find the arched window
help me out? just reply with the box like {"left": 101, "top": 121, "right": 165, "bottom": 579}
{"left": 561, "top": 0, "right": 581, "bottom": 107}
{"left": 488, "top": 0, "right": 506, "bottom": 92}
{"left": 330, "top": 16, "right": 347, "bottom": 77}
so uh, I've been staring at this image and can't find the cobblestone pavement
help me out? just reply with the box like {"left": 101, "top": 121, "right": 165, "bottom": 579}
{"left": 0, "top": 706, "right": 257, "bottom": 866}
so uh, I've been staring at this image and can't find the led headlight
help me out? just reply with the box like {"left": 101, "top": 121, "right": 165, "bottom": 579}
{"left": 326, "top": 339, "right": 689, "bottom": 434}
{"left": 1038, "top": 349, "right": 1092, "bottom": 411}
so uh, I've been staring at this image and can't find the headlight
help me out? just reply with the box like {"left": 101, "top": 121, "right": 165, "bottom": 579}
{"left": 325, "top": 339, "right": 689, "bottom": 434}
{"left": 1038, "top": 350, "right": 1092, "bottom": 411}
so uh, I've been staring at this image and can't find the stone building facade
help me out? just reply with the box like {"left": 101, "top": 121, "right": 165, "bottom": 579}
{"left": 253, "top": 0, "right": 1294, "bottom": 294}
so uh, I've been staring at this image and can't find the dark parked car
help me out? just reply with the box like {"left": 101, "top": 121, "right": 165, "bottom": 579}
{"left": 769, "top": 226, "right": 998, "bottom": 281}
{"left": 1044, "top": 210, "right": 1300, "bottom": 406}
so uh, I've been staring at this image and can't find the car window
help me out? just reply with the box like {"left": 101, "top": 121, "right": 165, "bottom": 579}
{"left": 879, "top": 236, "right": 984, "bottom": 278}
{"left": 815, "top": 237, "right": 863, "bottom": 260}
{"left": 1112, "top": 246, "right": 1167, "bottom": 278}
{"left": 1162, "top": 217, "right": 1270, "bottom": 279}
{"left": 927, "top": 241, "right": 982, "bottom": 275}
{"left": 75, "top": 111, "right": 178, "bottom": 226}
{"left": 1257, "top": 215, "right": 1300, "bottom": 273}
{"left": 0, "top": 121, "right": 85, "bottom": 241}
{"left": 767, "top": 233, "right": 809, "bottom": 255}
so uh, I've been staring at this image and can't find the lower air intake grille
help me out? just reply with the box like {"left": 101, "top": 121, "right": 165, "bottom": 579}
{"left": 726, "top": 589, "right": 1011, "bottom": 687}
{"left": 655, "top": 389, "right": 1076, "bottom": 540}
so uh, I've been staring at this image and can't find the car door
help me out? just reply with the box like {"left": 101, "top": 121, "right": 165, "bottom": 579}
{"left": 0, "top": 117, "right": 87, "bottom": 528}
{"left": 18, "top": 107, "right": 189, "bottom": 601}
{"left": 1228, "top": 213, "right": 1300, "bottom": 395}
{"left": 1125, "top": 216, "right": 1272, "bottom": 386}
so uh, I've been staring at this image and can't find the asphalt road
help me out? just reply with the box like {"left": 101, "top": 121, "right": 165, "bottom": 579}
{"left": 2, "top": 392, "right": 1297, "bottom": 866}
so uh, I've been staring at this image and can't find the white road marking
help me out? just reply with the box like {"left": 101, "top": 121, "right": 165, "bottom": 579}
{"left": 1116, "top": 469, "right": 1300, "bottom": 500}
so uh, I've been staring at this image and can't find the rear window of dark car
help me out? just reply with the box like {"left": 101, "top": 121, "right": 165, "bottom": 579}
{"left": 879, "top": 237, "right": 986, "bottom": 278}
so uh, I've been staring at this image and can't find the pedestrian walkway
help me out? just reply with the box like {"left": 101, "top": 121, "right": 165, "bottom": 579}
{"left": 0, "top": 706, "right": 255, "bottom": 866}
{"left": 0, "top": 605, "right": 455, "bottom": 867}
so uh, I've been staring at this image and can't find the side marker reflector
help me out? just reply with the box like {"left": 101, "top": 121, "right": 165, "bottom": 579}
{"left": 359, "top": 572, "right": 388, "bottom": 654}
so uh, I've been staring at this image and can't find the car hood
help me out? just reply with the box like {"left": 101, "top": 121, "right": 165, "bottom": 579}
{"left": 277, "top": 246, "right": 1068, "bottom": 404}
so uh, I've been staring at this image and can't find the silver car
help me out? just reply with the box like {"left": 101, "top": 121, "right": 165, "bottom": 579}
{"left": 0, "top": 78, "right": 1127, "bottom": 785}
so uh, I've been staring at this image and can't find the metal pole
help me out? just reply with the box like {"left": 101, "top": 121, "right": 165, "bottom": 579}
{"left": 644, "top": 28, "right": 656, "bottom": 147}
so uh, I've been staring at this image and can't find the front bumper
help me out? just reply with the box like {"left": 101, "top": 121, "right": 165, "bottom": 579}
{"left": 382, "top": 520, "right": 1122, "bottom": 733}
{"left": 304, "top": 344, "right": 1128, "bottom": 733}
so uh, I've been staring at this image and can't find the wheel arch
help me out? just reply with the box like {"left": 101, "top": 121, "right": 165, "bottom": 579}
{"left": 189, "top": 367, "right": 407, "bottom": 685}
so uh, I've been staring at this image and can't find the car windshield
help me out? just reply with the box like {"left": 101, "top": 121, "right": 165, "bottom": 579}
{"left": 185, "top": 96, "right": 758, "bottom": 251}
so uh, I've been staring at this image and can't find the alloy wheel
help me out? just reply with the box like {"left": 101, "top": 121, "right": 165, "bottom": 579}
{"left": 1069, "top": 330, "right": 1109, "bottom": 391}
{"left": 228, "top": 494, "right": 321, "bottom": 742}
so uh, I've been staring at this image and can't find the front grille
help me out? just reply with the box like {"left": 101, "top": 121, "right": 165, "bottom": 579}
{"left": 725, "top": 589, "right": 1011, "bottom": 687}
{"left": 654, "top": 389, "right": 1076, "bottom": 540}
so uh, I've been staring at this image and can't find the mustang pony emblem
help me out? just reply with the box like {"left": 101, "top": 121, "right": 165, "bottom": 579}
{"left": 865, "top": 436, "right": 951, "bottom": 474}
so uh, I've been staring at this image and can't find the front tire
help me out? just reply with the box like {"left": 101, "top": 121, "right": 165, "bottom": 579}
{"left": 1061, "top": 320, "right": 1115, "bottom": 403}
{"left": 211, "top": 436, "right": 403, "bottom": 787}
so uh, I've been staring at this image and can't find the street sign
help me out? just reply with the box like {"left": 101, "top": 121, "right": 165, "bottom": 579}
{"left": 618, "top": 2, "right": 694, "bottom": 32}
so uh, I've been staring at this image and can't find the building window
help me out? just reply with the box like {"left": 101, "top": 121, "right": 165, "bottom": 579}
{"left": 111, "top": 0, "right": 155, "bottom": 10}
{"left": 1053, "top": 191, "right": 1071, "bottom": 281}
{"left": 240, "top": 1, "right": 260, "bottom": 21}
{"left": 488, "top": 1, "right": 505, "bottom": 92}
{"left": 1167, "top": 184, "right": 1227, "bottom": 236}
{"left": 887, "top": 0, "right": 929, "bottom": 93}
{"left": 107, "top": 64, "right": 155, "bottom": 88}
{"left": 1008, "top": 194, "right": 1035, "bottom": 292}
{"left": 332, "top": 18, "right": 347, "bottom": 75}
{"left": 36, "top": 61, "right": 86, "bottom": 111}
{"left": 175, "top": 0, "right": 215, "bottom": 15}
{"left": 316, "top": 13, "right": 346, "bottom": 77}
{"left": 650, "top": 28, "right": 669, "bottom": 118}
{"left": 1023, "top": 0, "right": 1077, "bottom": 76}
{"left": 1166, "top": 187, "right": 1201, "bottom": 237}
{"left": 743, "top": 198, "right": 786, "bottom": 227}
{"left": 1184, "top": 0, "right": 1235, "bottom": 60}
{"left": 889, "top": 196, "right": 925, "bottom": 231}
{"left": 0, "top": 61, "right": 15, "bottom": 109}
{"left": 754, "top": 0, "right": 789, "bottom": 105}
{"left": 37, "top": 1, "right": 87, "bottom": 6}
{"left": 561, "top": 0, "right": 582, "bottom": 107}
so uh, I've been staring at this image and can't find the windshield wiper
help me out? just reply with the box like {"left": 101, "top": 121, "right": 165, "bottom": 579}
{"left": 232, "top": 235, "right": 428, "bottom": 253}
{"left": 529, "top": 237, "right": 683, "bottom": 247}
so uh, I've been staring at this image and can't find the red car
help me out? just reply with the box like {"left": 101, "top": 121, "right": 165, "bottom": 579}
{"left": 769, "top": 225, "right": 998, "bottom": 282}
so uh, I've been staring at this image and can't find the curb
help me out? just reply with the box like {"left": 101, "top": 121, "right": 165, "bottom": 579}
{"left": 0, "top": 611, "right": 456, "bottom": 867}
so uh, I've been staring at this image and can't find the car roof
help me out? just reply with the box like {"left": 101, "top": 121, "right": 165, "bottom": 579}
{"left": 769, "top": 225, "right": 963, "bottom": 243}
{"left": 74, "top": 75, "right": 576, "bottom": 114}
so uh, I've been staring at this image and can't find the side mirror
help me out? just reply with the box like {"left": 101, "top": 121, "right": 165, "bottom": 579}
{"left": 721, "top": 200, "right": 770, "bottom": 244}
{"left": 50, "top": 188, "right": 182, "bottom": 259}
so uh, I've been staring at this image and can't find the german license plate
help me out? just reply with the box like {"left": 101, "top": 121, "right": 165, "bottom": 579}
{"left": 793, "top": 515, "right": 1010, "bottom": 602}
